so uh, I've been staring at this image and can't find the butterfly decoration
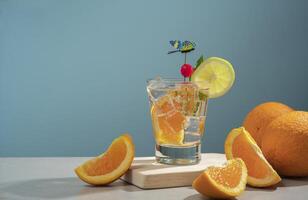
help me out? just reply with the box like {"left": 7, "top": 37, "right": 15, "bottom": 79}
{"left": 168, "top": 40, "right": 196, "bottom": 54}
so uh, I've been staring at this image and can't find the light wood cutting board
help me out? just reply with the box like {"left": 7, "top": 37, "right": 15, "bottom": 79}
{"left": 121, "top": 153, "right": 226, "bottom": 189}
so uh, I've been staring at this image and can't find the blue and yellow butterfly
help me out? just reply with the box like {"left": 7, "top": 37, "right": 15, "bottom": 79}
{"left": 168, "top": 40, "right": 196, "bottom": 54}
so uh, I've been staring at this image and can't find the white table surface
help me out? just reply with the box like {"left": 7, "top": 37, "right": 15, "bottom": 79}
{"left": 0, "top": 156, "right": 308, "bottom": 200}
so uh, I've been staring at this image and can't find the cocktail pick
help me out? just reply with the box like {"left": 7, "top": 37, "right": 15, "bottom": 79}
{"left": 168, "top": 40, "right": 196, "bottom": 81}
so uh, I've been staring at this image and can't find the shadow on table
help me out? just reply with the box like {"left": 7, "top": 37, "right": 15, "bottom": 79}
{"left": 2, "top": 177, "right": 142, "bottom": 199}
{"left": 246, "top": 185, "right": 277, "bottom": 192}
{"left": 246, "top": 176, "right": 308, "bottom": 192}
{"left": 184, "top": 194, "right": 238, "bottom": 200}
{"left": 279, "top": 177, "right": 308, "bottom": 187}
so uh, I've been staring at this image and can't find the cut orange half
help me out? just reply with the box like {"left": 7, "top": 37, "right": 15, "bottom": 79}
{"left": 225, "top": 127, "right": 281, "bottom": 187}
{"left": 193, "top": 158, "right": 247, "bottom": 199}
{"left": 75, "top": 134, "right": 134, "bottom": 185}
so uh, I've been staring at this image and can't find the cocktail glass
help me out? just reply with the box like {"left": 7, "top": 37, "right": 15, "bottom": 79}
{"left": 147, "top": 78, "right": 209, "bottom": 165}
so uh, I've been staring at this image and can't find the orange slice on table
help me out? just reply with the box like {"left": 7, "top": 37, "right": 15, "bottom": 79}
{"left": 193, "top": 158, "right": 247, "bottom": 199}
{"left": 225, "top": 127, "right": 281, "bottom": 187}
{"left": 75, "top": 134, "right": 134, "bottom": 185}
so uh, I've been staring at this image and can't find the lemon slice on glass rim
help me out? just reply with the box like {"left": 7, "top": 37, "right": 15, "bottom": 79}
{"left": 191, "top": 57, "right": 235, "bottom": 98}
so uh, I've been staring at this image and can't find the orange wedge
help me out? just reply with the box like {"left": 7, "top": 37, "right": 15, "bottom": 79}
{"left": 75, "top": 134, "right": 134, "bottom": 185}
{"left": 225, "top": 127, "right": 281, "bottom": 187}
{"left": 193, "top": 158, "right": 247, "bottom": 199}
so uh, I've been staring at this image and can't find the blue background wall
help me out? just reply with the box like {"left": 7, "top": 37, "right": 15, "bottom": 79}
{"left": 1, "top": 0, "right": 308, "bottom": 157}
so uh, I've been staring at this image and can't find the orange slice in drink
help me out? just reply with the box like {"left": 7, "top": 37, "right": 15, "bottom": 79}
{"left": 75, "top": 134, "right": 134, "bottom": 185}
{"left": 150, "top": 84, "right": 199, "bottom": 145}
{"left": 225, "top": 127, "right": 281, "bottom": 187}
{"left": 151, "top": 96, "right": 185, "bottom": 145}
{"left": 193, "top": 158, "right": 247, "bottom": 199}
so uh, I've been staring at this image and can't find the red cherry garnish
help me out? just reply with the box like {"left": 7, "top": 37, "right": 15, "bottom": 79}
{"left": 180, "top": 64, "right": 194, "bottom": 78}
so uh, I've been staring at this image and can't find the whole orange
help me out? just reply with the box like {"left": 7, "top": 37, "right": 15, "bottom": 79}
{"left": 243, "top": 102, "right": 293, "bottom": 146}
{"left": 261, "top": 111, "right": 308, "bottom": 177}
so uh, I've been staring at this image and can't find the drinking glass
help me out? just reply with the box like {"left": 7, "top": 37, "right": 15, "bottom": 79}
{"left": 147, "top": 78, "right": 209, "bottom": 165}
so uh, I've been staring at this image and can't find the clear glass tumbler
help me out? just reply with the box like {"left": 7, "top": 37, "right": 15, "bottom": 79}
{"left": 147, "top": 78, "right": 209, "bottom": 165}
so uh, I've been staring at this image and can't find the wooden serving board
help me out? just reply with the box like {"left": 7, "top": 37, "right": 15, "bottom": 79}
{"left": 121, "top": 153, "right": 226, "bottom": 189}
